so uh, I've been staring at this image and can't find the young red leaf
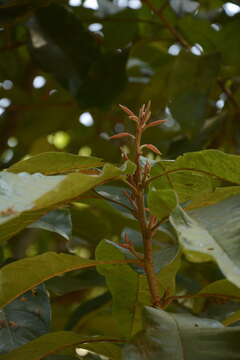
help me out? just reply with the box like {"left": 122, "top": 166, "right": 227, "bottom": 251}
{"left": 110, "top": 132, "right": 135, "bottom": 140}
{"left": 119, "top": 104, "right": 136, "bottom": 117}
{"left": 129, "top": 115, "right": 139, "bottom": 123}
{"left": 144, "top": 144, "right": 162, "bottom": 155}
{"left": 145, "top": 119, "right": 166, "bottom": 129}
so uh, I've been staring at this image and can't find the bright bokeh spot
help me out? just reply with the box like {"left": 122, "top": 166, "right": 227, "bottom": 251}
{"left": 121, "top": 144, "right": 130, "bottom": 154}
{"left": 191, "top": 43, "right": 203, "bottom": 56}
{"left": 168, "top": 44, "right": 181, "bottom": 56}
{"left": 223, "top": 2, "right": 240, "bottom": 16}
{"left": 0, "top": 98, "right": 11, "bottom": 108}
{"left": 1, "top": 149, "right": 14, "bottom": 163}
{"left": 211, "top": 23, "right": 220, "bottom": 31}
{"left": 118, "top": 0, "right": 128, "bottom": 6}
{"left": 216, "top": 99, "right": 225, "bottom": 109}
{"left": 79, "top": 112, "right": 94, "bottom": 127}
{"left": 78, "top": 146, "right": 92, "bottom": 156}
{"left": 2, "top": 80, "right": 13, "bottom": 90}
{"left": 83, "top": 0, "right": 98, "bottom": 9}
{"left": 0, "top": 107, "right": 5, "bottom": 116}
{"left": 129, "top": 0, "right": 141, "bottom": 9}
{"left": 88, "top": 23, "right": 103, "bottom": 32}
{"left": 48, "top": 131, "right": 70, "bottom": 149}
{"left": 76, "top": 348, "right": 89, "bottom": 356}
{"left": 69, "top": 0, "right": 81, "bottom": 6}
{"left": 33, "top": 76, "right": 46, "bottom": 89}
{"left": 7, "top": 137, "right": 18, "bottom": 147}
{"left": 49, "top": 89, "right": 57, "bottom": 96}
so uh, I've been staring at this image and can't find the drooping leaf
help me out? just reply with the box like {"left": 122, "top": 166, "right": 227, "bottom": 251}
{"left": 28, "top": 208, "right": 72, "bottom": 240}
{"left": 170, "top": 195, "right": 240, "bottom": 287}
{"left": 0, "top": 331, "right": 123, "bottom": 360}
{"left": 95, "top": 240, "right": 181, "bottom": 338}
{"left": 0, "top": 284, "right": 50, "bottom": 354}
{"left": 0, "top": 251, "right": 139, "bottom": 309}
{"left": 123, "top": 306, "right": 240, "bottom": 359}
{"left": 8, "top": 152, "right": 104, "bottom": 175}
{"left": 96, "top": 239, "right": 145, "bottom": 338}
{"left": 0, "top": 163, "right": 123, "bottom": 243}
{"left": 148, "top": 189, "right": 178, "bottom": 220}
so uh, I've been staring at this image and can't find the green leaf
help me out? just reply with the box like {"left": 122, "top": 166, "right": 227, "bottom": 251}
{"left": 223, "top": 309, "right": 240, "bottom": 326}
{"left": 8, "top": 152, "right": 104, "bottom": 175}
{"left": 65, "top": 292, "right": 111, "bottom": 330}
{"left": 0, "top": 163, "right": 121, "bottom": 243}
{"left": 148, "top": 189, "right": 178, "bottom": 220}
{"left": 95, "top": 240, "right": 181, "bottom": 338}
{"left": 0, "top": 331, "right": 123, "bottom": 360}
{"left": 216, "top": 18, "right": 240, "bottom": 68}
{"left": 170, "top": 195, "right": 240, "bottom": 287}
{"left": 120, "top": 160, "right": 137, "bottom": 176}
{"left": 123, "top": 306, "right": 240, "bottom": 359}
{"left": 28, "top": 208, "right": 72, "bottom": 240}
{"left": 155, "top": 246, "right": 181, "bottom": 295}
{"left": 0, "top": 284, "right": 50, "bottom": 354}
{"left": 178, "top": 15, "right": 218, "bottom": 52}
{"left": 193, "top": 279, "right": 240, "bottom": 313}
{"left": 187, "top": 186, "right": 240, "bottom": 211}
{"left": 151, "top": 150, "right": 240, "bottom": 203}
{"left": 168, "top": 52, "right": 220, "bottom": 135}
{"left": 0, "top": 251, "right": 138, "bottom": 309}
{"left": 96, "top": 239, "right": 145, "bottom": 338}
{"left": 29, "top": 4, "right": 128, "bottom": 107}
{"left": 102, "top": 9, "right": 138, "bottom": 49}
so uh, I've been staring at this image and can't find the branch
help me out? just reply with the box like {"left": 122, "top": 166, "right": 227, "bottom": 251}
{"left": 217, "top": 79, "right": 240, "bottom": 113}
{"left": 122, "top": 103, "right": 162, "bottom": 307}
{"left": 141, "top": 0, "right": 191, "bottom": 49}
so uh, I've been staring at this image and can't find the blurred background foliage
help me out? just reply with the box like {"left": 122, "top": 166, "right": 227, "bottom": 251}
{"left": 1, "top": 0, "right": 240, "bottom": 169}
{"left": 1, "top": 0, "right": 240, "bottom": 357}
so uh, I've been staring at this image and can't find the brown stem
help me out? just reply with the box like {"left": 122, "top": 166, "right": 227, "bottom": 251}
{"left": 133, "top": 122, "right": 161, "bottom": 307}
{"left": 141, "top": 0, "right": 191, "bottom": 49}
{"left": 217, "top": 79, "right": 240, "bottom": 113}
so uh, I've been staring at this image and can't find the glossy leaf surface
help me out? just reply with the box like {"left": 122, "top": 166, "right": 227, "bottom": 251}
{"left": 123, "top": 306, "right": 240, "bottom": 359}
